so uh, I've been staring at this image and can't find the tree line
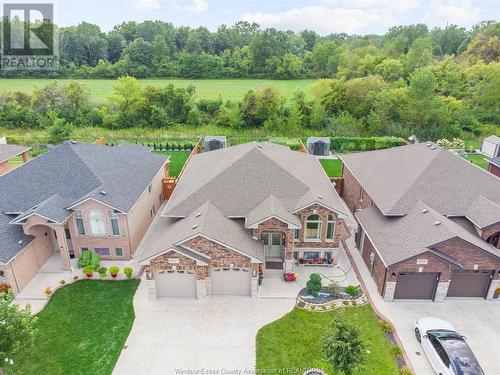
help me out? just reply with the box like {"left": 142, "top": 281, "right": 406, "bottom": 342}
{"left": 2, "top": 20, "right": 499, "bottom": 80}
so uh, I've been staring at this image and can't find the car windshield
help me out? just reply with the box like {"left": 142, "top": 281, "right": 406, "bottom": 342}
{"left": 429, "top": 331, "right": 484, "bottom": 375}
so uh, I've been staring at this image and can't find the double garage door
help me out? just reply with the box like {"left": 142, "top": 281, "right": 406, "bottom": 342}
{"left": 155, "top": 267, "right": 251, "bottom": 298}
{"left": 393, "top": 270, "right": 493, "bottom": 300}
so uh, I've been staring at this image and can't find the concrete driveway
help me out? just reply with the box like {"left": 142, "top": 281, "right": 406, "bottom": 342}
{"left": 112, "top": 280, "right": 295, "bottom": 375}
{"left": 345, "top": 235, "right": 500, "bottom": 375}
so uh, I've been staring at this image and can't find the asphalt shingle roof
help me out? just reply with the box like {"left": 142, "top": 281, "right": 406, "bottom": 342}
{"left": 488, "top": 156, "right": 500, "bottom": 168}
{"left": 0, "top": 141, "right": 168, "bottom": 264}
{"left": 356, "top": 201, "right": 500, "bottom": 266}
{"left": 139, "top": 201, "right": 264, "bottom": 262}
{"left": 340, "top": 143, "right": 500, "bottom": 226}
{"left": 0, "top": 213, "right": 34, "bottom": 264}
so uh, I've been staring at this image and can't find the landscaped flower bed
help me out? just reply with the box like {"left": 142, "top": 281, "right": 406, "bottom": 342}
{"left": 297, "top": 285, "right": 368, "bottom": 311}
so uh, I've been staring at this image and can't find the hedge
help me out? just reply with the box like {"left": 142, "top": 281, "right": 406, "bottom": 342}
{"left": 329, "top": 136, "right": 406, "bottom": 152}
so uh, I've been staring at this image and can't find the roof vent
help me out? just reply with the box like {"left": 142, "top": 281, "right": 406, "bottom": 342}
{"left": 70, "top": 140, "right": 77, "bottom": 144}
{"left": 426, "top": 143, "right": 432, "bottom": 147}
{"left": 192, "top": 224, "right": 198, "bottom": 229}
{"left": 433, "top": 221, "right": 441, "bottom": 226}
{"left": 195, "top": 212, "right": 201, "bottom": 217}
{"left": 431, "top": 146, "right": 437, "bottom": 150}
{"left": 32, "top": 205, "right": 39, "bottom": 209}
{"left": 421, "top": 209, "right": 428, "bottom": 214}
{"left": 100, "top": 190, "right": 107, "bottom": 195}
{"left": 257, "top": 144, "right": 262, "bottom": 148}
{"left": 318, "top": 195, "right": 323, "bottom": 200}
{"left": 18, "top": 240, "right": 23, "bottom": 245}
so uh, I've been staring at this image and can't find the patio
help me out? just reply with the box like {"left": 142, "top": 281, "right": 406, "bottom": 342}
{"left": 258, "top": 247, "right": 359, "bottom": 298}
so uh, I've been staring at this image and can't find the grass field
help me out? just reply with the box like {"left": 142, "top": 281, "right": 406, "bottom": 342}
{"left": 0, "top": 78, "right": 315, "bottom": 102}
{"left": 256, "top": 307, "right": 399, "bottom": 374}
{"left": 466, "top": 153, "right": 489, "bottom": 170}
{"left": 12, "top": 280, "right": 139, "bottom": 375}
{"left": 155, "top": 150, "right": 191, "bottom": 177}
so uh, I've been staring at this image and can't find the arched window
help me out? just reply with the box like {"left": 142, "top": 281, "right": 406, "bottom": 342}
{"left": 88, "top": 210, "right": 107, "bottom": 236}
{"left": 326, "top": 215, "right": 335, "bottom": 240}
{"left": 305, "top": 214, "right": 322, "bottom": 240}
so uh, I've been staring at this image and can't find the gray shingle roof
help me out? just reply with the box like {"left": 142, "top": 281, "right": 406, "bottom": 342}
{"left": 204, "top": 136, "right": 226, "bottom": 142}
{"left": 246, "top": 194, "right": 300, "bottom": 229}
{"left": 488, "top": 156, "right": 500, "bottom": 168}
{"left": 0, "top": 144, "right": 31, "bottom": 164}
{"left": 0, "top": 213, "right": 34, "bottom": 264}
{"left": 356, "top": 201, "right": 500, "bottom": 266}
{"left": 138, "top": 201, "right": 264, "bottom": 262}
{"left": 0, "top": 141, "right": 168, "bottom": 264}
{"left": 340, "top": 143, "right": 500, "bottom": 222}
{"left": 484, "top": 135, "right": 500, "bottom": 145}
{"left": 164, "top": 142, "right": 346, "bottom": 218}
{"left": 307, "top": 137, "right": 330, "bottom": 144}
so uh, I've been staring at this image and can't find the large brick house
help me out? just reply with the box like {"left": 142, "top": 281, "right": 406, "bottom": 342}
{"left": 340, "top": 143, "right": 500, "bottom": 302}
{"left": 487, "top": 156, "right": 500, "bottom": 178}
{"left": 0, "top": 141, "right": 168, "bottom": 294}
{"left": 139, "top": 142, "right": 348, "bottom": 298}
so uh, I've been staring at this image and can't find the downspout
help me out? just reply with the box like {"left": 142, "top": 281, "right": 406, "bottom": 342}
{"left": 9, "top": 262, "right": 21, "bottom": 295}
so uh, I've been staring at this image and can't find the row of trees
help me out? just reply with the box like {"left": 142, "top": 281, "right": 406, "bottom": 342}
{"left": 1, "top": 54, "right": 498, "bottom": 142}
{"left": 2, "top": 20, "right": 499, "bottom": 79}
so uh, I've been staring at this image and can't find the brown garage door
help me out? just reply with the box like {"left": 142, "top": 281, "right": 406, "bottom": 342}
{"left": 447, "top": 270, "right": 492, "bottom": 298}
{"left": 394, "top": 272, "right": 439, "bottom": 300}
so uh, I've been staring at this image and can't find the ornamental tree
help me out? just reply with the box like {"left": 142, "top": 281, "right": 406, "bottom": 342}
{"left": 306, "top": 273, "right": 322, "bottom": 297}
{"left": 322, "top": 316, "right": 366, "bottom": 375}
{"left": 0, "top": 289, "right": 37, "bottom": 373}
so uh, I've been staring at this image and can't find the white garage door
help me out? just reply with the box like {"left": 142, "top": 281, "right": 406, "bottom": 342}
{"left": 155, "top": 270, "right": 197, "bottom": 298}
{"left": 211, "top": 267, "right": 252, "bottom": 296}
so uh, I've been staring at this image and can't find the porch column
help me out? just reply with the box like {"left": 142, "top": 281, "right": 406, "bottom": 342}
{"left": 54, "top": 226, "right": 72, "bottom": 271}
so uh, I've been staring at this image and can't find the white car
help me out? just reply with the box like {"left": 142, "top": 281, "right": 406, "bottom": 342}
{"left": 414, "top": 317, "right": 484, "bottom": 375}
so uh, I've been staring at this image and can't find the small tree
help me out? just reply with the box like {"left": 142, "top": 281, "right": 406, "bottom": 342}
{"left": 322, "top": 316, "right": 366, "bottom": 375}
{"left": 306, "top": 273, "right": 322, "bottom": 297}
{"left": 47, "top": 117, "right": 73, "bottom": 144}
{"left": 0, "top": 289, "right": 37, "bottom": 373}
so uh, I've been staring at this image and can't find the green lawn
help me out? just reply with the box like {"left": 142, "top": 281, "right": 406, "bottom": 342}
{"left": 0, "top": 78, "right": 315, "bottom": 102}
{"left": 320, "top": 159, "right": 343, "bottom": 177}
{"left": 155, "top": 150, "right": 191, "bottom": 177}
{"left": 12, "top": 280, "right": 139, "bottom": 375}
{"left": 256, "top": 307, "right": 399, "bottom": 375}
{"left": 466, "top": 153, "right": 489, "bottom": 170}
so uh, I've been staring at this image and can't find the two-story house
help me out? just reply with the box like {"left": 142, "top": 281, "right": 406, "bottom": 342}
{"left": 138, "top": 142, "right": 349, "bottom": 298}
{"left": 0, "top": 141, "right": 168, "bottom": 294}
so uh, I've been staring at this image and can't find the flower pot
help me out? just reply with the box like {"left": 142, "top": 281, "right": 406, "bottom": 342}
{"left": 86, "top": 273, "right": 93, "bottom": 278}
{"left": 111, "top": 274, "right": 118, "bottom": 279}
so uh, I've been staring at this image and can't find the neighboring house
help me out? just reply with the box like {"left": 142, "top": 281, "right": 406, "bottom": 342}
{"left": 204, "top": 136, "right": 226, "bottom": 151}
{"left": 481, "top": 135, "right": 500, "bottom": 158}
{"left": 340, "top": 143, "right": 500, "bottom": 302}
{"left": 0, "top": 139, "right": 31, "bottom": 175}
{"left": 139, "top": 142, "right": 348, "bottom": 298}
{"left": 0, "top": 141, "right": 169, "bottom": 294}
{"left": 487, "top": 156, "right": 500, "bottom": 178}
{"left": 307, "top": 137, "right": 330, "bottom": 156}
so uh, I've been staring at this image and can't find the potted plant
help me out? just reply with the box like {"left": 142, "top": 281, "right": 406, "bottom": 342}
{"left": 97, "top": 267, "right": 107, "bottom": 278}
{"left": 124, "top": 267, "right": 133, "bottom": 279}
{"left": 299, "top": 258, "right": 305, "bottom": 265}
{"left": 83, "top": 265, "right": 94, "bottom": 278}
{"left": 494, "top": 287, "right": 500, "bottom": 299}
{"left": 284, "top": 272, "right": 297, "bottom": 282}
{"left": 109, "top": 266, "right": 120, "bottom": 278}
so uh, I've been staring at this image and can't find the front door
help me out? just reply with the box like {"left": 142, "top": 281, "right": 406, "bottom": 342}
{"left": 262, "top": 232, "right": 283, "bottom": 260}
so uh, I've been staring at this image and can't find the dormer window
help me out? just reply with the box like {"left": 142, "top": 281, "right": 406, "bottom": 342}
{"left": 305, "top": 214, "right": 322, "bottom": 240}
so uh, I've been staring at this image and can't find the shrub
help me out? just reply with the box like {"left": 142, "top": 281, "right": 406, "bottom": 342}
{"left": 391, "top": 344, "right": 403, "bottom": 359}
{"left": 345, "top": 285, "right": 360, "bottom": 297}
{"left": 399, "top": 366, "right": 413, "bottom": 375}
{"left": 78, "top": 249, "right": 91, "bottom": 268}
{"left": 83, "top": 265, "right": 94, "bottom": 276}
{"left": 44, "top": 287, "right": 52, "bottom": 296}
{"left": 378, "top": 319, "right": 394, "bottom": 334}
{"left": 0, "top": 282, "right": 11, "bottom": 293}
{"left": 306, "top": 273, "right": 322, "bottom": 297}
{"left": 109, "top": 266, "right": 120, "bottom": 276}
{"left": 98, "top": 267, "right": 107, "bottom": 278}
{"left": 59, "top": 279, "right": 66, "bottom": 285}
{"left": 322, "top": 316, "right": 366, "bottom": 374}
{"left": 124, "top": 267, "right": 133, "bottom": 279}
{"left": 328, "top": 282, "right": 341, "bottom": 297}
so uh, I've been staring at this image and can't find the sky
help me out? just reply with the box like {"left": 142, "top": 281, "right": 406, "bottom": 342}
{"left": 52, "top": 0, "right": 499, "bottom": 34}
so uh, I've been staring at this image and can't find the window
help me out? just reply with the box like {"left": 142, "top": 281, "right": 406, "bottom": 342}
{"left": 303, "top": 251, "right": 320, "bottom": 260}
{"left": 324, "top": 251, "right": 333, "bottom": 260}
{"left": 305, "top": 214, "right": 322, "bottom": 240}
{"left": 94, "top": 248, "right": 111, "bottom": 256}
{"left": 75, "top": 211, "right": 85, "bottom": 235}
{"left": 148, "top": 184, "right": 152, "bottom": 193}
{"left": 108, "top": 210, "right": 120, "bottom": 236}
{"left": 326, "top": 215, "right": 335, "bottom": 240}
{"left": 159, "top": 194, "right": 162, "bottom": 204}
{"left": 89, "top": 210, "right": 107, "bottom": 235}
{"left": 0, "top": 270, "right": 4, "bottom": 281}
{"left": 294, "top": 229, "right": 300, "bottom": 241}
{"left": 115, "top": 248, "right": 123, "bottom": 257}
{"left": 293, "top": 251, "right": 299, "bottom": 260}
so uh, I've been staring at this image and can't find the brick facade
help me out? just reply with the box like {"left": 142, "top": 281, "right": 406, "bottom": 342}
{"left": 481, "top": 222, "right": 500, "bottom": 249}
{"left": 253, "top": 218, "right": 294, "bottom": 260}
{"left": 342, "top": 167, "right": 373, "bottom": 213}
{"left": 488, "top": 163, "right": 500, "bottom": 178}
{"left": 295, "top": 204, "right": 342, "bottom": 249}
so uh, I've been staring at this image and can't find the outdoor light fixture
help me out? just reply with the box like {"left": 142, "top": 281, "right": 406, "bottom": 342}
{"left": 391, "top": 272, "right": 396, "bottom": 279}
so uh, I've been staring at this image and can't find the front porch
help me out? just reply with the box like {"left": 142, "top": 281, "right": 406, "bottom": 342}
{"left": 259, "top": 247, "right": 359, "bottom": 298}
